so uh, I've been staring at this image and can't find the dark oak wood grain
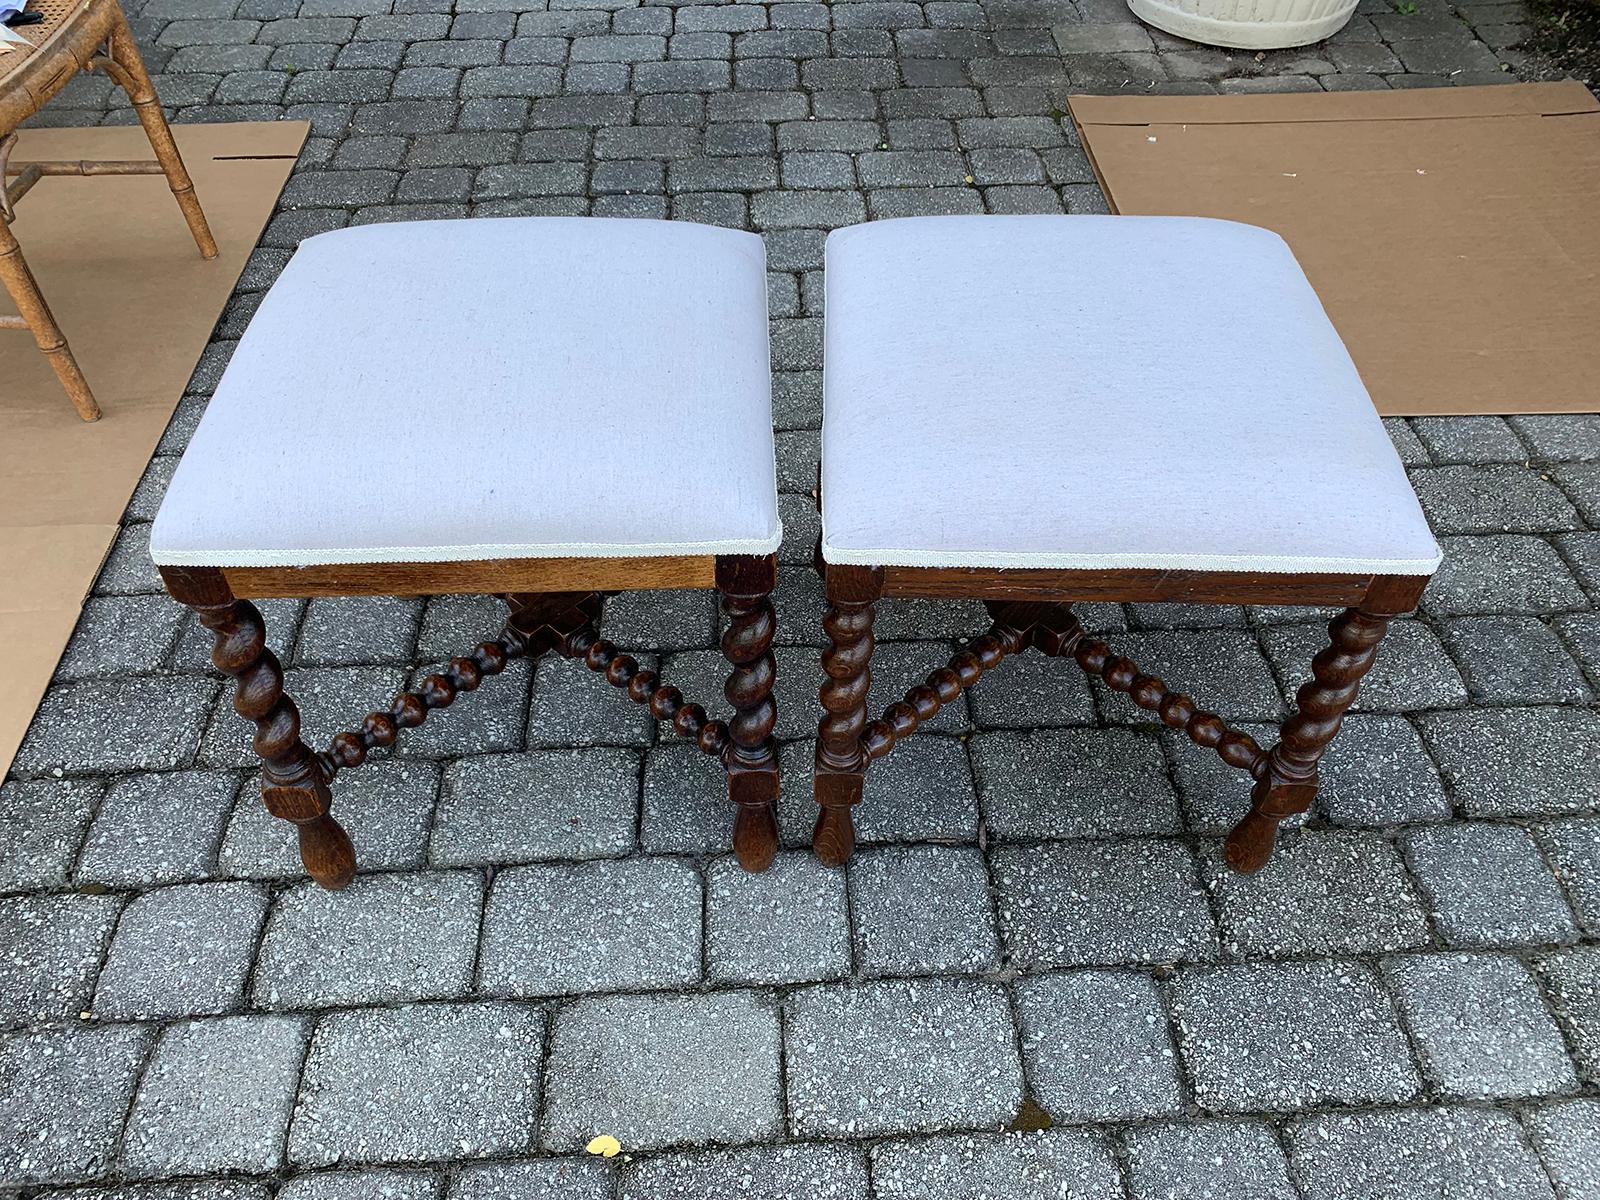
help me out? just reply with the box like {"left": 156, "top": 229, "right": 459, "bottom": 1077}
{"left": 813, "top": 563, "right": 882, "bottom": 867}
{"left": 811, "top": 552, "right": 1420, "bottom": 875}
{"left": 1225, "top": 606, "right": 1391, "bottom": 873}
{"left": 876, "top": 564, "right": 1428, "bottom": 608}
{"left": 160, "top": 554, "right": 782, "bottom": 887}
{"left": 222, "top": 554, "right": 716, "bottom": 599}
{"left": 161, "top": 566, "right": 355, "bottom": 890}
{"left": 718, "top": 554, "right": 781, "bottom": 872}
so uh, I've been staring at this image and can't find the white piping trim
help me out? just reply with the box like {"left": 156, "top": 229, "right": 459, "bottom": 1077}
{"left": 819, "top": 534, "right": 1442, "bottom": 576}
{"left": 150, "top": 525, "right": 784, "bottom": 569}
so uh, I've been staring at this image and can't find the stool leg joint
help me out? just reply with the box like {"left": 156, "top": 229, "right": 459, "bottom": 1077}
{"left": 162, "top": 567, "right": 355, "bottom": 891}
{"left": 813, "top": 563, "right": 882, "bottom": 867}
{"left": 514, "top": 564, "right": 780, "bottom": 873}
{"left": 1225, "top": 606, "right": 1392, "bottom": 874}
{"left": 720, "top": 558, "right": 780, "bottom": 872}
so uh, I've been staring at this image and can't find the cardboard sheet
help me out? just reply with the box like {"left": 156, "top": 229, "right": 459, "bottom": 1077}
{"left": 0, "top": 120, "right": 305, "bottom": 778}
{"left": 1068, "top": 82, "right": 1600, "bottom": 417}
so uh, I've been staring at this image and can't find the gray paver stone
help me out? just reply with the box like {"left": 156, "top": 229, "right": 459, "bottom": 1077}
{"left": 254, "top": 870, "right": 482, "bottom": 1008}
{"left": 0, "top": 892, "right": 121, "bottom": 1020}
{"left": 706, "top": 851, "right": 850, "bottom": 984}
{"left": 1204, "top": 830, "right": 1429, "bottom": 957}
{"left": 1443, "top": 616, "right": 1592, "bottom": 704}
{"left": 850, "top": 844, "right": 998, "bottom": 976}
{"left": 1534, "top": 945, "right": 1600, "bottom": 1084}
{"left": 479, "top": 857, "right": 701, "bottom": 996}
{"left": 1536, "top": 816, "right": 1600, "bottom": 935}
{"left": 992, "top": 840, "right": 1218, "bottom": 968}
{"left": 1423, "top": 536, "right": 1587, "bottom": 616}
{"left": 1122, "top": 1119, "right": 1298, "bottom": 1200}
{"left": 1092, "top": 631, "right": 1284, "bottom": 723}
{"left": 1261, "top": 619, "right": 1467, "bottom": 713}
{"left": 527, "top": 654, "right": 656, "bottom": 747}
{"left": 1014, "top": 970, "right": 1183, "bottom": 1123}
{"left": 1286, "top": 1106, "right": 1557, "bottom": 1200}
{"left": 449, "top": 1159, "right": 610, "bottom": 1200}
{"left": 0, "top": 1023, "right": 151, "bottom": 1184}
{"left": 871, "top": 1130, "right": 1123, "bottom": 1200}
{"left": 291, "top": 1001, "right": 545, "bottom": 1166}
{"left": 785, "top": 978, "right": 1023, "bottom": 1137}
{"left": 1418, "top": 707, "right": 1600, "bottom": 817}
{"left": 218, "top": 759, "right": 436, "bottom": 878}
{"left": 1403, "top": 822, "right": 1578, "bottom": 947}
{"left": 1383, "top": 951, "right": 1576, "bottom": 1098}
{"left": 618, "top": 1143, "right": 868, "bottom": 1200}
{"left": 76, "top": 769, "right": 239, "bottom": 887}
{"left": 972, "top": 728, "right": 1181, "bottom": 840}
{"left": 1317, "top": 714, "right": 1452, "bottom": 828}
{"left": 434, "top": 749, "right": 637, "bottom": 865}
{"left": 124, "top": 1015, "right": 309, "bottom": 1177}
{"left": 279, "top": 1169, "right": 441, "bottom": 1200}
{"left": 0, "top": 777, "right": 103, "bottom": 892}
{"left": 14, "top": 676, "right": 216, "bottom": 776}
{"left": 95, "top": 881, "right": 268, "bottom": 1019}
{"left": 1170, "top": 961, "right": 1420, "bottom": 1111}
{"left": 542, "top": 990, "right": 782, "bottom": 1151}
{"left": 1523, "top": 1099, "right": 1600, "bottom": 1200}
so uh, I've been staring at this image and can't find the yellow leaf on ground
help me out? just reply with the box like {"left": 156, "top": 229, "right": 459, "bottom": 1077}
{"left": 586, "top": 1135, "right": 622, "bottom": 1158}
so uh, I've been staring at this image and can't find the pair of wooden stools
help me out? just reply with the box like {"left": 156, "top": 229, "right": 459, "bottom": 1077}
{"left": 148, "top": 215, "right": 1441, "bottom": 891}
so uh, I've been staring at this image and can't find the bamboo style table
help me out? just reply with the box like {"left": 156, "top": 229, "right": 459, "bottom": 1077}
{"left": 1, "top": 0, "right": 215, "bottom": 421}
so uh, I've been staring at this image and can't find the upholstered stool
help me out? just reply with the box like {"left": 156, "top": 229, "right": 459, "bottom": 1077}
{"left": 151, "top": 217, "right": 781, "bottom": 890}
{"left": 813, "top": 215, "right": 1442, "bottom": 873}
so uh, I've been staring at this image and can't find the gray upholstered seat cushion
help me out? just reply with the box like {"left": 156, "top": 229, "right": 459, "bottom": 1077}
{"left": 151, "top": 217, "right": 780, "bottom": 567}
{"left": 821, "top": 214, "right": 1441, "bottom": 576}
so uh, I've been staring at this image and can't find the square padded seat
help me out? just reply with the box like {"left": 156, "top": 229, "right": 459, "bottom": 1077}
{"left": 150, "top": 217, "right": 780, "bottom": 568}
{"left": 149, "top": 217, "right": 786, "bottom": 892}
{"left": 821, "top": 215, "right": 1441, "bottom": 576}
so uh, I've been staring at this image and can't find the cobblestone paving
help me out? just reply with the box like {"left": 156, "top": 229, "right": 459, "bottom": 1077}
{"left": 4, "top": 0, "right": 1599, "bottom": 1193}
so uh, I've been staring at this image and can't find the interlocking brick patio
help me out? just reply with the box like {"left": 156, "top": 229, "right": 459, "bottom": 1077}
{"left": 3, "top": 0, "right": 1599, "bottom": 1194}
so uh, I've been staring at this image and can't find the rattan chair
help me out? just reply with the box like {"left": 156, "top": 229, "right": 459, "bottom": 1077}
{"left": 1, "top": 0, "right": 216, "bottom": 421}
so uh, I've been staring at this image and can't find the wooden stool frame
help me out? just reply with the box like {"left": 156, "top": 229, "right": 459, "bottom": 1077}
{"left": 160, "top": 553, "right": 781, "bottom": 891}
{"left": 2, "top": 0, "right": 217, "bottom": 421}
{"left": 812, "top": 557, "right": 1430, "bottom": 874}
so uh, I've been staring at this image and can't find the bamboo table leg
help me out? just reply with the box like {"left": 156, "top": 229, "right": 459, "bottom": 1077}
{"left": 0, "top": 211, "right": 101, "bottom": 421}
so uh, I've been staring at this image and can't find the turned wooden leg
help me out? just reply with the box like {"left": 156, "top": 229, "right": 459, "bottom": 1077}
{"left": 1225, "top": 605, "right": 1392, "bottom": 874}
{"left": 103, "top": 15, "right": 217, "bottom": 260}
{"left": 160, "top": 567, "right": 354, "bottom": 890}
{"left": 718, "top": 556, "right": 780, "bottom": 873}
{"left": 0, "top": 210, "right": 100, "bottom": 421}
{"left": 813, "top": 562, "right": 883, "bottom": 867}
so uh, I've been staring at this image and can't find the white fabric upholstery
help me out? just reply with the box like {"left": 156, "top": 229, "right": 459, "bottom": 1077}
{"left": 150, "top": 218, "right": 781, "bottom": 567}
{"left": 821, "top": 215, "right": 1441, "bottom": 576}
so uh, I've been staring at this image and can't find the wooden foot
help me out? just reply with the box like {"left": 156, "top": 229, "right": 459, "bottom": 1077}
{"left": 812, "top": 783, "right": 859, "bottom": 868}
{"left": 719, "top": 556, "right": 779, "bottom": 873}
{"left": 813, "top": 564, "right": 882, "bottom": 867}
{"left": 263, "top": 773, "right": 357, "bottom": 892}
{"left": 104, "top": 16, "right": 218, "bottom": 260}
{"left": 1224, "top": 606, "right": 1391, "bottom": 874}
{"left": 162, "top": 566, "right": 355, "bottom": 890}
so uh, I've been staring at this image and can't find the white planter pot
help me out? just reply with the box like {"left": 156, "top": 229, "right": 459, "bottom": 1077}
{"left": 1126, "top": 0, "right": 1359, "bottom": 48}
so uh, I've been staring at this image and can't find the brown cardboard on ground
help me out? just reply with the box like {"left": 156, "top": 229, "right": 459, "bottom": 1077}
{"left": 0, "top": 120, "right": 306, "bottom": 778}
{"left": 1068, "top": 82, "right": 1600, "bottom": 417}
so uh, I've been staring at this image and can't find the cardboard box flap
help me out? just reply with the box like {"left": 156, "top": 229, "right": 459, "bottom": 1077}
{"left": 0, "top": 607, "right": 93, "bottom": 776}
{"left": 1069, "top": 79, "right": 1599, "bottom": 127}
{"left": 0, "top": 525, "right": 119, "bottom": 614}
{"left": 1, "top": 121, "right": 306, "bottom": 778}
{"left": 1065, "top": 84, "right": 1600, "bottom": 418}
